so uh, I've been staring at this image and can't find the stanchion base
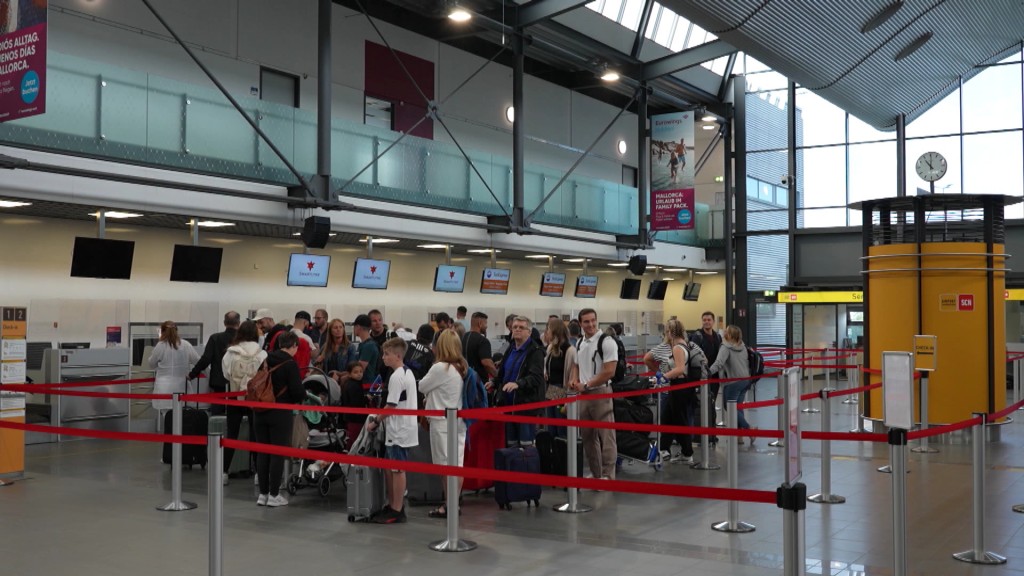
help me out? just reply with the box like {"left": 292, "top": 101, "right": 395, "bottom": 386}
{"left": 841, "top": 398, "right": 859, "bottom": 405}
{"left": 807, "top": 493, "right": 846, "bottom": 504}
{"left": 711, "top": 520, "right": 756, "bottom": 533}
{"left": 691, "top": 462, "right": 721, "bottom": 471}
{"left": 877, "top": 465, "right": 910, "bottom": 474}
{"left": 553, "top": 503, "right": 593, "bottom": 514}
{"left": 0, "top": 480, "right": 14, "bottom": 487}
{"left": 768, "top": 440, "right": 784, "bottom": 448}
{"left": 801, "top": 408, "right": 821, "bottom": 414}
{"left": 910, "top": 446, "right": 939, "bottom": 454}
{"left": 156, "top": 500, "right": 197, "bottom": 512}
{"left": 429, "top": 539, "right": 477, "bottom": 552}
{"left": 952, "top": 550, "right": 1007, "bottom": 565}
{"left": 1012, "top": 504, "right": 1024, "bottom": 514}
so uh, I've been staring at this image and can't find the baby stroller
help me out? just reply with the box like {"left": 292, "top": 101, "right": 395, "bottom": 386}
{"left": 286, "top": 372, "right": 348, "bottom": 497}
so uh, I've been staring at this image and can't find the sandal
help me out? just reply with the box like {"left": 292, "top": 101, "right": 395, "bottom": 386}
{"left": 428, "top": 506, "right": 447, "bottom": 519}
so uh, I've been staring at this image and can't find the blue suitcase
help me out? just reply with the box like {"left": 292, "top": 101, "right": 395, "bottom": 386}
{"left": 494, "top": 446, "right": 542, "bottom": 510}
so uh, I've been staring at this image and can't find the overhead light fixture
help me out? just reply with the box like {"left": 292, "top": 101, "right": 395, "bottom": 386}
{"left": 448, "top": 8, "right": 472, "bottom": 22}
{"left": 695, "top": 271, "right": 717, "bottom": 275}
{"left": 616, "top": 140, "right": 627, "bottom": 155}
{"left": 600, "top": 70, "right": 620, "bottom": 82}
{"left": 564, "top": 258, "right": 586, "bottom": 263}
{"left": 861, "top": 1, "right": 904, "bottom": 34}
{"left": 660, "top": 277, "right": 675, "bottom": 281}
{"left": 894, "top": 32, "right": 933, "bottom": 62}
{"left": 714, "top": 175, "right": 725, "bottom": 183}
{"left": 608, "top": 262, "right": 628, "bottom": 267}
{"left": 702, "top": 125, "right": 716, "bottom": 130}
{"left": 468, "top": 248, "right": 500, "bottom": 254}
{"left": 525, "top": 254, "right": 552, "bottom": 259}
{"left": 0, "top": 200, "right": 31, "bottom": 208}
{"left": 359, "top": 237, "right": 399, "bottom": 244}
{"left": 193, "top": 220, "right": 235, "bottom": 228}
{"left": 89, "top": 211, "right": 142, "bottom": 219}
{"left": 701, "top": 115, "right": 717, "bottom": 122}
{"left": 663, "top": 268, "right": 687, "bottom": 272}
{"left": 505, "top": 106, "right": 515, "bottom": 123}
{"left": 417, "top": 244, "right": 449, "bottom": 249}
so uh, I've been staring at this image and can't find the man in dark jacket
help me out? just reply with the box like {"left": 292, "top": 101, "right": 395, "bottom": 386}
{"left": 495, "top": 315, "right": 545, "bottom": 446}
{"left": 189, "top": 311, "right": 240, "bottom": 415}
{"left": 690, "top": 311, "right": 723, "bottom": 436}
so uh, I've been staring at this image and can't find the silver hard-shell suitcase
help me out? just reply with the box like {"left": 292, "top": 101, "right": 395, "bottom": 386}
{"left": 346, "top": 464, "right": 385, "bottom": 522}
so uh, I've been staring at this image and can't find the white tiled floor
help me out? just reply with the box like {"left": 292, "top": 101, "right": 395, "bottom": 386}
{"left": 3, "top": 379, "right": 1024, "bottom": 575}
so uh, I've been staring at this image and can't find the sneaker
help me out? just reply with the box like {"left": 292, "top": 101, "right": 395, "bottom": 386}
{"left": 222, "top": 473, "right": 229, "bottom": 486}
{"left": 670, "top": 455, "right": 694, "bottom": 464}
{"left": 256, "top": 494, "right": 268, "bottom": 506}
{"left": 371, "top": 507, "right": 405, "bottom": 524}
{"left": 307, "top": 463, "right": 320, "bottom": 478}
{"left": 266, "top": 494, "right": 289, "bottom": 507}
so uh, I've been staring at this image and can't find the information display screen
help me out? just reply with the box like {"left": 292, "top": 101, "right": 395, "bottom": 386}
{"left": 480, "top": 268, "right": 511, "bottom": 295}
{"left": 352, "top": 258, "right": 390, "bottom": 290}
{"left": 170, "top": 245, "right": 223, "bottom": 283}
{"left": 620, "top": 278, "right": 641, "bottom": 300}
{"left": 287, "top": 253, "right": 331, "bottom": 287}
{"left": 539, "top": 272, "right": 566, "bottom": 297}
{"left": 575, "top": 275, "right": 598, "bottom": 298}
{"left": 434, "top": 265, "right": 467, "bottom": 293}
{"left": 70, "top": 237, "right": 135, "bottom": 280}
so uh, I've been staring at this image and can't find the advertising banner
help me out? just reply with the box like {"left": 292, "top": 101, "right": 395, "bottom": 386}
{"left": 650, "top": 111, "right": 695, "bottom": 231}
{"left": 0, "top": 0, "right": 47, "bottom": 122}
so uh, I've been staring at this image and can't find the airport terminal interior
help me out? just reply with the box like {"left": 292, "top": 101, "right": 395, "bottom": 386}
{"left": 2, "top": 1, "right": 1024, "bottom": 575}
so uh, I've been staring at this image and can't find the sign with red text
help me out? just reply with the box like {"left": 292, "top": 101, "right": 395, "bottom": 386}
{"left": 0, "top": 0, "right": 47, "bottom": 123}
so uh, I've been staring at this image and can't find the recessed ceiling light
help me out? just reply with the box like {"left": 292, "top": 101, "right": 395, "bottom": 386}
{"left": 661, "top": 277, "right": 675, "bottom": 281}
{"left": 861, "top": 1, "right": 904, "bottom": 34}
{"left": 468, "top": 248, "right": 500, "bottom": 254}
{"left": 663, "top": 268, "right": 688, "bottom": 272}
{"left": 194, "top": 220, "right": 235, "bottom": 228}
{"left": 418, "top": 244, "right": 449, "bottom": 249}
{"left": 360, "top": 237, "right": 399, "bottom": 244}
{"left": 448, "top": 8, "right": 471, "bottom": 22}
{"left": 564, "top": 258, "right": 586, "bottom": 263}
{"left": 695, "top": 271, "right": 717, "bottom": 275}
{"left": 616, "top": 140, "right": 627, "bottom": 155}
{"left": 600, "top": 71, "right": 620, "bottom": 82}
{"left": 525, "top": 254, "right": 551, "bottom": 259}
{"left": 505, "top": 106, "right": 515, "bottom": 123}
{"left": 702, "top": 125, "right": 716, "bottom": 130}
{"left": 0, "top": 200, "right": 31, "bottom": 208}
{"left": 701, "top": 115, "right": 716, "bottom": 122}
{"left": 89, "top": 211, "right": 142, "bottom": 219}
{"left": 608, "top": 262, "right": 628, "bottom": 267}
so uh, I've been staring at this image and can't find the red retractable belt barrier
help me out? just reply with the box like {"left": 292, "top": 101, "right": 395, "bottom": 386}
{"left": 0, "top": 419, "right": 206, "bottom": 445}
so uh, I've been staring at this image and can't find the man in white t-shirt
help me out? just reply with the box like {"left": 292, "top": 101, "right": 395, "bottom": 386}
{"left": 569, "top": 308, "right": 618, "bottom": 481}
{"left": 368, "top": 337, "right": 418, "bottom": 524}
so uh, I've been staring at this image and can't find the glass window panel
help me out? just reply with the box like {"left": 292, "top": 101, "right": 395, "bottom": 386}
{"left": 745, "top": 70, "right": 788, "bottom": 92}
{"left": 906, "top": 86, "right": 961, "bottom": 138}
{"left": 799, "top": 145, "right": 846, "bottom": 208}
{"left": 799, "top": 207, "right": 848, "bottom": 228}
{"left": 759, "top": 180, "right": 774, "bottom": 200}
{"left": 775, "top": 185, "right": 789, "bottom": 207}
{"left": 963, "top": 132, "right": 1023, "bottom": 211}
{"left": 644, "top": 5, "right": 660, "bottom": 38}
{"left": 669, "top": 21, "right": 691, "bottom": 51}
{"left": 963, "top": 62, "right": 1023, "bottom": 133}
{"left": 747, "top": 235, "right": 790, "bottom": 290}
{"left": 747, "top": 150, "right": 787, "bottom": 207}
{"left": 748, "top": 208, "right": 789, "bottom": 231}
{"left": 905, "top": 136, "right": 961, "bottom": 194}
{"left": 795, "top": 88, "right": 846, "bottom": 147}
{"left": 743, "top": 55, "right": 771, "bottom": 74}
{"left": 654, "top": 12, "right": 676, "bottom": 46}
{"left": 619, "top": 0, "right": 646, "bottom": 30}
{"left": 848, "top": 140, "right": 897, "bottom": 203}
{"left": 849, "top": 113, "right": 896, "bottom": 143}
{"left": 747, "top": 90, "right": 789, "bottom": 152}
{"left": 601, "top": 0, "right": 624, "bottom": 19}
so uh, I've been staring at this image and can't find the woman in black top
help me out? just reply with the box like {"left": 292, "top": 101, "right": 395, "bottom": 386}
{"left": 255, "top": 331, "right": 306, "bottom": 507}
{"left": 544, "top": 318, "right": 576, "bottom": 439}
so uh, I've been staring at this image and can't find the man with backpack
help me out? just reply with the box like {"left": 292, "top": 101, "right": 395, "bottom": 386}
{"left": 690, "top": 311, "right": 723, "bottom": 437}
{"left": 569, "top": 308, "right": 618, "bottom": 481}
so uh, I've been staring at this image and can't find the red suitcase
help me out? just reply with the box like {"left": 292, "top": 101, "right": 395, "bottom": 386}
{"left": 461, "top": 419, "right": 505, "bottom": 492}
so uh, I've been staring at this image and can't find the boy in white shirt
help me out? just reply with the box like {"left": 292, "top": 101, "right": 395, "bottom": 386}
{"left": 368, "top": 337, "right": 418, "bottom": 524}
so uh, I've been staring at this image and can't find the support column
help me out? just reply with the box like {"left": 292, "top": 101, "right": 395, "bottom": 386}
{"left": 636, "top": 83, "right": 650, "bottom": 246}
{"left": 895, "top": 114, "right": 906, "bottom": 198}
{"left": 316, "top": 0, "right": 332, "bottom": 201}
{"left": 511, "top": 31, "right": 526, "bottom": 231}
{"left": 729, "top": 77, "right": 748, "bottom": 328}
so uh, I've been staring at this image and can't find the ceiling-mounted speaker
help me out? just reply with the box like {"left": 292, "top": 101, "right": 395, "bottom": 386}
{"left": 627, "top": 254, "right": 647, "bottom": 276}
{"left": 301, "top": 216, "right": 331, "bottom": 249}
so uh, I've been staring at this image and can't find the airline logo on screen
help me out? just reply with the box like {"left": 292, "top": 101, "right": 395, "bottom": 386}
{"left": 298, "top": 260, "right": 324, "bottom": 279}
{"left": 481, "top": 268, "right": 510, "bottom": 294}
{"left": 435, "top": 265, "right": 465, "bottom": 291}
{"left": 541, "top": 273, "right": 565, "bottom": 297}
{"left": 576, "top": 275, "right": 598, "bottom": 298}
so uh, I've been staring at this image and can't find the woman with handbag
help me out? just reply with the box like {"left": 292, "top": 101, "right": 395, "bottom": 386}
{"left": 543, "top": 318, "right": 576, "bottom": 439}
{"left": 643, "top": 319, "right": 694, "bottom": 463}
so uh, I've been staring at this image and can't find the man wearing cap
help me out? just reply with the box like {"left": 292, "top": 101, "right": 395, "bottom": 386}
{"left": 255, "top": 309, "right": 285, "bottom": 351}
{"left": 352, "top": 314, "right": 380, "bottom": 386}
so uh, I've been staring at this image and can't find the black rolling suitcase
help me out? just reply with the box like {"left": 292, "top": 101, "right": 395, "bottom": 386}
{"left": 494, "top": 445, "right": 542, "bottom": 509}
{"left": 406, "top": 425, "right": 445, "bottom": 505}
{"left": 162, "top": 379, "right": 209, "bottom": 469}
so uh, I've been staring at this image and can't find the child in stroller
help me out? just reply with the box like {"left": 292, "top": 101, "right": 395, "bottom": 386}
{"left": 286, "top": 372, "right": 347, "bottom": 497}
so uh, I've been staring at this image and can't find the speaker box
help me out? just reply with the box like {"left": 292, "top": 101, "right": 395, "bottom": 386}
{"left": 627, "top": 254, "right": 647, "bottom": 276}
{"left": 301, "top": 216, "right": 331, "bottom": 249}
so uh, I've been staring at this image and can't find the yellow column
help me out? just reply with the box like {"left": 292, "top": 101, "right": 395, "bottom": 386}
{"left": 1, "top": 307, "right": 27, "bottom": 479}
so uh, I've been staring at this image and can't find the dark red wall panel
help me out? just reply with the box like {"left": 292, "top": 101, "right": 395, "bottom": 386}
{"left": 365, "top": 40, "right": 434, "bottom": 139}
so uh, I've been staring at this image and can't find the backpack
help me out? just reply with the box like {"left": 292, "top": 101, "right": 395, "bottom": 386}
{"left": 461, "top": 367, "right": 489, "bottom": 429}
{"left": 576, "top": 333, "right": 628, "bottom": 384}
{"left": 685, "top": 341, "right": 709, "bottom": 382}
{"left": 245, "top": 361, "right": 291, "bottom": 411}
{"left": 403, "top": 340, "right": 433, "bottom": 382}
{"left": 747, "top": 348, "right": 765, "bottom": 380}
{"left": 227, "top": 351, "right": 264, "bottom": 393}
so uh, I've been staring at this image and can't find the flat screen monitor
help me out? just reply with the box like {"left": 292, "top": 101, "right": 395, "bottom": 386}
{"left": 433, "top": 264, "right": 467, "bottom": 293}
{"left": 575, "top": 275, "right": 598, "bottom": 298}
{"left": 620, "top": 278, "right": 641, "bottom": 300}
{"left": 539, "top": 272, "right": 566, "bottom": 297}
{"left": 70, "top": 237, "right": 135, "bottom": 280}
{"left": 59, "top": 342, "right": 90, "bottom": 350}
{"left": 352, "top": 258, "right": 391, "bottom": 290}
{"left": 287, "top": 253, "right": 331, "bottom": 287}
{"left": 170, "top": 245, "right": 223, "bottom": 283}
{"left": 683, "top": 282, "right": 702, "bottom": 301}
{"left": 480, "top": 268, "right": 510, "bottom": 295}
{"left": 647, "top": 279, "right": 669, "bottom": 300}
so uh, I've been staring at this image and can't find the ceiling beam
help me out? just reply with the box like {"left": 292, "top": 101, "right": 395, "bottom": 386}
{"left": 642, "top": 39, "right": 736, "bottom": 81}
{"left": 630, "top": 0, "right": 656, "bottom": 58}
{"left": 516, "top": 0, "right": 591, "bottom": 28}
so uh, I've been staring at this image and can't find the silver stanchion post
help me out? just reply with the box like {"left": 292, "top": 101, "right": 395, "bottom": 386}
{"left": 808, "top": 389, "right": 845, "bottom": 504}
{"left": 1015, "top": 358, "right": 1022, "bottom": 410}
{"left": 711, "top": 400, "right": 755, "bottom": 533}
{"left": 802, "top": 355, "right": 820, "bottom": 414}
{"left": 778, "top": 482, "right": 806, "bottom": 576}
{"left": 769, "top": 373, "right": 784, "bottom": 448}
{"left": 952, "top": 414, "right": 1006, "bottom": 565}
{"left": 430, "top": 408, "right": 476, "bottom": 552}
{"left": 157, "top": 393, "right": 197, "bottom": 511}
{"left": 911, "top": 374, "right": 938, "bottom": 454}
{"left": 208, "top": 432, "right": 223, "bottom": 576}
{"left": 843, "top": 362, "right": 859, "bottom": 405}
{"left": 692, "top": 383, "right": 720, "bottom": 471}
{"left": 890, "top": 428, "right": 908, "bottom": 576}
{"left": 554, "top": 395, "right": 592, "bottom": 513}
{"left": 1014, "top": 503, "right": 1024, "bottom": 513}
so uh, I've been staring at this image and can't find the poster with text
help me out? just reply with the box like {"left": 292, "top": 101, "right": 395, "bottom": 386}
{"left": 0, "top": 0, "right": 46, "bottom": 123}
{"left": 650, "top": 111, "right": 695, "bottom": 231}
